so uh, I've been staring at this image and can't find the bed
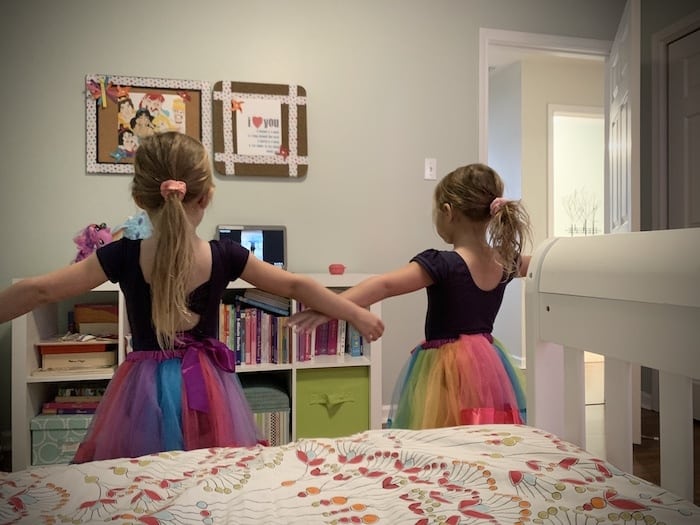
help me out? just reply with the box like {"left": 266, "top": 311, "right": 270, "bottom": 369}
{"left": 1, "top": 424, "right": 698, "bottom": 524}
{"left": 2, "top": 228, "right": 699, "bottom": 523}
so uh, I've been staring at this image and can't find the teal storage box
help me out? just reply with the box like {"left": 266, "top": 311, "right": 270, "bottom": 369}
{"left": 30, "top": 414, "right": 92, "bottom": 465}
{"left": 243, "top": 384, "right": 290, "bottom": 446}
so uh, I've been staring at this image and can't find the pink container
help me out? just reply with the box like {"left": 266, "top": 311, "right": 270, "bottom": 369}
{"left": 328, "top": 264, "right": 346, "bottom": 275}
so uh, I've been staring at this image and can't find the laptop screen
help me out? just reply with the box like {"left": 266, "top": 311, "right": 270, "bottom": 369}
{"left": 216, "top": 225, "right": 287, "bottom": 269}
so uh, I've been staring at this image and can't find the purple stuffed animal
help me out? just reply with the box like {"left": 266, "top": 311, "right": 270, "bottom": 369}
{"left": 73, "top": 222, "right": 113, "bottom": 263}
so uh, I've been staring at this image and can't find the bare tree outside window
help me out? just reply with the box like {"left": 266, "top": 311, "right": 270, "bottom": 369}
{"left": 562, "top": 188, "right": 599, "bottom": 236}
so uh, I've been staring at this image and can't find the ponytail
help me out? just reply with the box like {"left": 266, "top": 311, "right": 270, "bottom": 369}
{"left": 132, "top": 132, "right": 213, "bottom": 349}
{"left": 488, "top": 200, "right": 532, "bottom": 277}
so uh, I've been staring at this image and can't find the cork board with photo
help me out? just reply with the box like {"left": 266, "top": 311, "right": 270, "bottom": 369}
{"left": 85, "top": 74, "right": 211, "bottom": 174}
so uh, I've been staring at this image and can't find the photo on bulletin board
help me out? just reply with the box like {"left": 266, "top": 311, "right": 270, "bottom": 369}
{"left": 85, "top": 74, "right": 212, "bottom": 174}
{"left": 212, "top": 81, "right": 308, "bottom": 178}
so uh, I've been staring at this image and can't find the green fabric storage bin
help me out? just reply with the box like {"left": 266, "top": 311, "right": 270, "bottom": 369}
{"left": 30, "top": 414, "right": 92, "bottom": 465}
{"left": 296, "top": 367, "right": 369, "bottom": 438}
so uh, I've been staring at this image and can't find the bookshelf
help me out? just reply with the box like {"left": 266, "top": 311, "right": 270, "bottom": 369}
{"left": 11, "top": 274, "right": 382, "bottom": 471}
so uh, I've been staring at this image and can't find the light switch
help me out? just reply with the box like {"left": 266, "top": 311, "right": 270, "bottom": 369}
{"left": 424, "top": 158, "right": 437, "bottom": 180}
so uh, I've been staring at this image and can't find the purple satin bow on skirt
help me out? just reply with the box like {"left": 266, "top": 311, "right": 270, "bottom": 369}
{"left": 126, "top": 335, "right": 237, "bottom": 413}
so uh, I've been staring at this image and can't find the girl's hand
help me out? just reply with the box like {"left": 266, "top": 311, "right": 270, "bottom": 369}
{"left": 288, "top": 308, "right": 384, "bottom": 343}
{"left": 288, "top": 309, "right": 330, "bottom": 333}
{"left": 351, "top": 308, "right": 384, "bottom": 343}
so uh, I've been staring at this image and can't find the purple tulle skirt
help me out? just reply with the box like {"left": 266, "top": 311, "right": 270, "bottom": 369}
{"left": 73, "top": 336, "right": 263, "bottom": 463}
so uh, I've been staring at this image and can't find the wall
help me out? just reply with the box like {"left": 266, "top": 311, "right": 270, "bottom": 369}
{"left": 0, "top": 0, "right": 627, "bottom": 434}
{"left": 488, "top": 62, "right": 524, "bottom": 363}
{"left": 521, "top": 57, "right": 606, "bottom": 249}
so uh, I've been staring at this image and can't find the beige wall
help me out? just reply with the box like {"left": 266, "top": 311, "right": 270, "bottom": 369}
{"left": 521, "top": 57, "right": 606, "bottom": 248}
{"left": 0, "top": 0, "right": 627, "bottom": 432}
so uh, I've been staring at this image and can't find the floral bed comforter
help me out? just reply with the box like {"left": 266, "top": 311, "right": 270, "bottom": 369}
{"left": 1, "top": 425, "right": 697, "bottom": 524}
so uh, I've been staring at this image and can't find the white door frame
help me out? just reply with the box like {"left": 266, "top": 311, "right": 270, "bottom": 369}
{"left": 478, "top": 28, "right": 611, "bottom": 163}
{"left": 651, "top": 9, "right": 700, "bottom": 231}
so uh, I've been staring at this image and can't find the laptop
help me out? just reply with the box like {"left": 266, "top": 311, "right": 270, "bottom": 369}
{"left": 216, "top": 225, "right": 287, "bottom": 269}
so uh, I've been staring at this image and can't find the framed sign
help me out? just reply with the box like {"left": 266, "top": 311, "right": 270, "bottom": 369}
{"left": 85, "top": 74, "right": 211, "bottom": 174}
{"left": 212, "top": 81, "right": 308, "bottom": 177}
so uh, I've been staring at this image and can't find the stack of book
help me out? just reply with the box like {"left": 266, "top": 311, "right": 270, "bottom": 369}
{"left": 41, "top": 383, "right": 106, "bottom": 415}
{"left": 237, "top": 289, "right": 291, "bottom": 316}
{"left": 32, "top": 337, "right": 117, "bottom": 377}
{"left": 218, "top": 290, "right": 293, "bottom": 366}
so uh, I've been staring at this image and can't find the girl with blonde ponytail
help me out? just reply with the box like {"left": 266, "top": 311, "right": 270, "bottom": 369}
{"left": 0, "top": 131, "right": 384, "bottom": 462}
{"left": 290, "top": 163, "right": 532, "bottom": 430}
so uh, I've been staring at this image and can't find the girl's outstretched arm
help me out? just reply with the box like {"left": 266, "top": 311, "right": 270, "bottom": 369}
{"left": 239, "top": 255, "right": 384, "bottom": 342}
{"left": 0, "top": 253, "right": 108, "bottom": 324}
{"left": 518, "top": 255, "right": 531, "bottom": 278}
{"left": 288, "top": 261, "right": 433, "bottom": 333}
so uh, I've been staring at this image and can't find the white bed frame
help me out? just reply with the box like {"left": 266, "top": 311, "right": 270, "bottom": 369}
{"left": 525, "top": 228, "right": 700, "bottom": 502}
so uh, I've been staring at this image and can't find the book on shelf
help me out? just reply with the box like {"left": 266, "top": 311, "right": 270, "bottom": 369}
{"left": 36, "top": 338, "right": 117, "bottom": 355}
{"left": 53, "top": 395, "right": 103, "bottom": 403}
{"left": 242, "top": 289, "right": 290, "bottom": 310}
{"left": 235, "top": 295, "right": 290, "bottom": 316}
{"left": 347, "top": 323, "right": 363, "bottom": 357}
{"left": 42, "top": 350, "right": 116, "bottom": 370}
{"left": 42, "top": 401, "right": 100, "bottom": 414}
{"left": 74, "top": 303, "right": 118, "bottom": 323}
{"left": 77, "top": 322, "right": 119, "bottom": 338}
{"left": 31, "top": 364, "right": 117, "bottom": 377}
{"left": 327, "top": 319, "right": 339, "bottom": 355}
{"left": 313, "top": 321, "right": 329, "bottom": 355}
{"left": 337, "top": 319, "right": 347, "bottom": 356}
{"left": 56, "top": 382, "right": 107, "bottom": 398}
{"left": 43, "top": 408, "right": 97, "bottom": 415}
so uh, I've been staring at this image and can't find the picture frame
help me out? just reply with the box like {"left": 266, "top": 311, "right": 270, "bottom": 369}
{"left": 85, "top": 74, "right": 211, "bottom": 174}
{"left": 212, "top": 81, "right": 308, "bottom": 177}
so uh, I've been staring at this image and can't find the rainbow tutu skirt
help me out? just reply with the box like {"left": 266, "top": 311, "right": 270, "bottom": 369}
{"left": 73, "top": 336, "right": 263, "bottom": 463}
{"left": 388, "top": 334, "right": 526, "bottom": 429}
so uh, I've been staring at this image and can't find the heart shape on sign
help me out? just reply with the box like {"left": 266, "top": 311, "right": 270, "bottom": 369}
{"left": 252, "top": 116, "right": 263, "bottom": 128}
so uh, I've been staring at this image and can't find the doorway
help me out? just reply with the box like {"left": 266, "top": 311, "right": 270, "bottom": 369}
{"left": 549, "top": 107, "right": 606, "bottom": 446}
{"left": 479, "top": 28, "right": 613, "bottom": 455}
{"left": 480, "top": 30, "right": 609, "bottom": 359}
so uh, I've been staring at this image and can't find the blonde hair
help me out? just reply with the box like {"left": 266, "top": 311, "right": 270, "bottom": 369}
{"left": 434, "top": 163, "right": 532, "bottom": 277}
{"left": 132, "top": 132, "right": 214, "bottom": 349}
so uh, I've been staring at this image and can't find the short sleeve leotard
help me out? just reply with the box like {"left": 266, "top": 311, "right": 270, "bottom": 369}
{"left": 411, "top": 249, "right": 514, "bottom": 341}
{"left": 96, "top": 238, "right": 249, "bottom": 350}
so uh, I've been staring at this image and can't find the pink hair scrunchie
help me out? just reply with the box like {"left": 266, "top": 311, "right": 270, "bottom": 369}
{"left": 160, "top": 180, "right": 186, "bottom": 201}
{"left": 490, "top": 197, "right": 508, "bottom": 216}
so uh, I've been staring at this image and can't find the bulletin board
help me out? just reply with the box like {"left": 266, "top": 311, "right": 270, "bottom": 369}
{"left": 85, "top": 74, "right": 212, "bottom": 174}
{"left": 212, "top": 81, "right": 308, "bottom": 177}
